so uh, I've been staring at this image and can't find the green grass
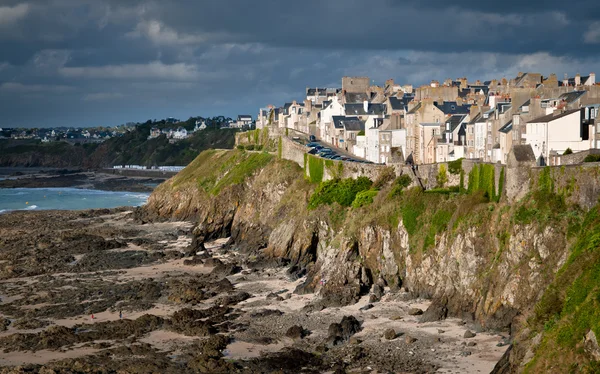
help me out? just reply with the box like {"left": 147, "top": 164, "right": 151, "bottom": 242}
{"left": 351, "top": 189, "right": 379, "bottom": 208}
{"left": 211, "top": 152, "right": 273, "bottom": 195}
{"left": 308, "top": 177, "right": 372, "bottom": 209}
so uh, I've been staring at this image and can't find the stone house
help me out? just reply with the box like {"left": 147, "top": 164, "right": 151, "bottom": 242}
{"left": 404, "top": 100, "right": 445, "bottom": 164}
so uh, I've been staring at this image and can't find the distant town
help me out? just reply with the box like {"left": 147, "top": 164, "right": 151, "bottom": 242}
{"left": 256, "top": 73, "right": 600, "bottom": 166}
{"left": 0, "top": 115, "right": 255, "bottom": 144}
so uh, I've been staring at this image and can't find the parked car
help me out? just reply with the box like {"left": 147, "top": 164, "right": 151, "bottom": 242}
{"left": 331, "top": 156, "right": 342, "bottom": 160}
{"left": 306, "top": 142, "right": 320, "bottom": 148}
{"left": 308, "top": 148, "right": 318, "bottom": 155}
{"left": 309, "top": 135, "right": 316, "bottom": 142}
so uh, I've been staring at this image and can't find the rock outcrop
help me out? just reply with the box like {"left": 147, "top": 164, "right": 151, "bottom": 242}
{"left": 144, "top": 149, "right": 599, "bottom": 372}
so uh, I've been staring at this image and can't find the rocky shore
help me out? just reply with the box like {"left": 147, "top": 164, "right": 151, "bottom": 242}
{"left": 0, "top": 209, "right": 507, "bottom": 373}
{"left": 0, "top": 168, "right": 166, "bottom": 193}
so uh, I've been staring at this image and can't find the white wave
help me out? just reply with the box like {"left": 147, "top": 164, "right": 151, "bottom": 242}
{"left": 24, "top": 205, "right": 38, "bottom": 210}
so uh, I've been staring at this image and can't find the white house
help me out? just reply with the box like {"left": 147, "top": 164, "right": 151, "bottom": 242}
{"left": 318, "top": 97, "right": 344, "bottom": 141}
{"left": 237, "top": 115, "right": 253, "bottom": 126}
{"left": 172, "top": 127, "right": 188, "bottom": 139}
{"left": 525, "top": 108, "right": 592, "bottom": 162}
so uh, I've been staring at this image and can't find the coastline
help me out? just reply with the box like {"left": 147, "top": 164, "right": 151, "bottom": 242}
{"left": 0, "top": 168, "right": 168, "bottom": 193}
{"left": 0, "top": 209, "right": 507, "bottom": 373}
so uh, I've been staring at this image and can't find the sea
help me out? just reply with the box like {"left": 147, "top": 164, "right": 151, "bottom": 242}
{"left": 0, "top": 187, "right": 149, "bottom": 213}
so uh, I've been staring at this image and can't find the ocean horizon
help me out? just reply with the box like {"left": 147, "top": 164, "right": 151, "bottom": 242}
{"left": 0, "top": 187, "right": 149, "bottom": 213}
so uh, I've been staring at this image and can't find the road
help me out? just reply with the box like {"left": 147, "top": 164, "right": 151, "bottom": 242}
{"left": 312, "top": 139, "right": 369, "bottom": 162}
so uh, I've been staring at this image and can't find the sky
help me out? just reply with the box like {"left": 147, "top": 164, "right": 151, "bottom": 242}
{"left": 0, "top": 0, "right": 599, "bottom": 128}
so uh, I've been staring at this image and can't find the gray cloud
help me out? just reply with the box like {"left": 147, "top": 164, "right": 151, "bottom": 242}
{"left": 0, "top": 0, "right": 599, "bottom": 127}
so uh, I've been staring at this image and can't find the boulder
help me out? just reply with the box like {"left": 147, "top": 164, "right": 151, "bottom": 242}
{"left": 405, "top": 335, "right": 417, "bottom": 344}
{"left": 463, "top": 330, "right": 476, "bottom": 338}
{"left": 383, "top": 329, "right": 397, "bottom": 340}
{"left": 419, "top": 297, "right": 448, "bottom": 323}
{"left": 408, "top": 308, "right": 424, "bottom": 316}
{"left": 285, "top": 325, "right": 306, "bottom": 340}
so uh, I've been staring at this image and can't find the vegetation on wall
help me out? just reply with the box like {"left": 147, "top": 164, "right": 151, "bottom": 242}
{"left": 584, "top": 154, "right": 600, "bottom": 163}
{"left": 325, "top": 159, "right": 344, "bottom": 179}
{"left": 436, "top": 164, "right": 448, "bottom": 188}
{"left": 278, "top": 137, "right": 283, "bottom": 159}
{"left": 447, "top": 158, "right": 463, "bottom": 175}
{"left": 467, "top": 164, "right": 497, "bottom": 201}
{"left": 307, "top": 154, "right": 325, "bottom": 184}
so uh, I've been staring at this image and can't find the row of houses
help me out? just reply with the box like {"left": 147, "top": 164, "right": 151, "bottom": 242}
{"left": 257, "top": 72, "right": 600, "bottom": 166}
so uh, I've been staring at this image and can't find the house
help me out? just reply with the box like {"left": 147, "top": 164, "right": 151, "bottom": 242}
{"left": 148, "top": 127, "right": 161, "bottom": 139}
{"left": 437, "top": 114, "right": 468, "bottom": 162}
{"left": 525, "top": 108, "right": 593, "bottom": 164}
{"left": 498, "top": 120, "right": 514, "bottom": 164}
{"left": 331, "top": 116, "right": 364, "bottom": 151}
{"left": 560, "top": 73, "right": 596, "bottom": 87}
{"left": 419, "top": 123, "right": 442, "bottom": 164}
{"left": 404, "top": 101, "right": 445, "bottom": 164}
{"left": 237, "top": 115, "right": 253, "bottom": 126}
{"left": 172, "top": 127, "right": 188, "bottom": 139}
{"left": 318, "top": 97, "right": 345, "bottom": 141}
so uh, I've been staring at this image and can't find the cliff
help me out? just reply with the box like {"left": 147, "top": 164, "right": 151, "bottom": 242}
{"left": 144, "top": 149, "right": 600, "bottom": 373}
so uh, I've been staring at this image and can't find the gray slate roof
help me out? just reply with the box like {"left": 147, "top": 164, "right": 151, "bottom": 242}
{"left": 435, "top": 101, "right": 471, "bottom": 115}
{"left": 445, "top": 114, "right": 466, "bottom": 132}
{"left": 344, "top": 92, "right": 370, "bottom": 103}
{"left": 527, "top": 108, "right": 582, "bottom": 123}
{"left": 512, "top": 144, "right": 536, "bottom": 162}
{"left": 344, "top": 103, "right": 386, "bottom": 116}
{"left": 388, "top": 97, "right": 403, "bottom": 111}
{"left": 558, "top": 90, "right": 587, "bottom": 104}
{"left": 332, "top": 116, "right": 364, "bottom": 131}
{"left": 498, "top": 120, "right": 513, "bottom": 133}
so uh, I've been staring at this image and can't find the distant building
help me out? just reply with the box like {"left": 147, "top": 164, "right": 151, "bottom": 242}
{"left": 237, "top": 115, "right": 253, "bottom": 126}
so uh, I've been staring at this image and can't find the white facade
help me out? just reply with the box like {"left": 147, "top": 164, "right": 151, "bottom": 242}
{"left": 172, "top": 128, "right": 188, "bottom": 139}
{"left": 365, "top": 127, "right": 380, "bottom": 163}
{"left": 474, "top": 121, "right": 486, "bottom": 159}
{"left": 525, "top": 110, "right": 590, "bottom": 160}
{"left": 353, "top": 135, "right": 367, "bottom": 159}
{"left": 318, "top": 97, "right": 344, "bottom": 140}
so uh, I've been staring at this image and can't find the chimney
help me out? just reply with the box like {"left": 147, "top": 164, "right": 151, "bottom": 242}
{"left": 590, "top": 73, "right": 596, "bottom": 85}
{"left": 575, "top": 74, "right": 581, "bottom": 86}
{"left": 363, "top": 101, "right": 369, "bottom": 113}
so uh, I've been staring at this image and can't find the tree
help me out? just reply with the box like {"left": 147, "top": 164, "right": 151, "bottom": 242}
{"left": 563, "top": 148, "right": 573, "bottom": 155}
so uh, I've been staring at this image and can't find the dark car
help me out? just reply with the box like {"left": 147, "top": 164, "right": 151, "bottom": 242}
{"left": 306, "top": 142, "right": 320, "bottom": 148}
{"left": 308, "top": 148, "right": 318, "bottom": 155}
{"left": 309, "top": 135, "right": 316, "bottom": 142}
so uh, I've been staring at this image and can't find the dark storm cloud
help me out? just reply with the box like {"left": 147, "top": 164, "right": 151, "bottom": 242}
{"left": 0, "top": 0, "right": 599, "bottom": 127}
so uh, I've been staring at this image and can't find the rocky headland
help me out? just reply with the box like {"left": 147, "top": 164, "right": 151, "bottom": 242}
{"left": 0, "top": 148, "right": 599, "bottom": 373}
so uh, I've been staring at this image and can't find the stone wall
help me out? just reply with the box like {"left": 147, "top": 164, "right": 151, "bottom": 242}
{"left": 558, "top": 149, "right": 600, "bottom": 165}
{"left": 238, "top": 127, "right": 600, "bottom": 208}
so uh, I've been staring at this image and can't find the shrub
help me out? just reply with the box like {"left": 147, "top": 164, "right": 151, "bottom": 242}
{"left": 308, "top": 176, "right": 373, "bottom": 209}
{"left": 352, "top": 189, "right": 379, "bottom": 208}
{"left": 563, "top": 148, "right": 573, "bottom": 155}
{"left": 357, "top": 130, "right": 365, "bottom": 136}
{"left": 389, "top": 174, "right": 413, "bottom": 198}
{"left": 278, "top": 137, "right": 283, "bottom": 158}
{"left": 447, "top": 158, "right": 463, "bottom": 175}
{"left": 245, "top": 144, "right": 255, "bottom": 151}
{"left": 584, "top": 154, "right": 600, "bottom": 163}
{"left": 255, "top": 145, "right": 264, "bottom": 151}
{"left": 236, "top": 145, "right": 245, "bottom": 150}
{"left": 436, "top": 164, "right": 448, "bottom": 188}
